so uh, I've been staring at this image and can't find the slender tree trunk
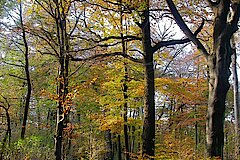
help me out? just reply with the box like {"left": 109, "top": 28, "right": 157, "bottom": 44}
{"left": 225, "top": 126, "right": 229, "bottom": 160}
{"left": 117, "top": 135, "right": 122, "bottom": 160}
{"left": 105, "top": 130, "right": 113, "bottom": 160}
{"left": 131, "top": 125, "right": 136, "bottom": 153}
{"left": 141, "top": 3, "right": 155, "bottom": 158}
{"left": 0, "top": 105, "right": 11, "bottom": 159}
{"left": 195, "top": 110, "right": 198, "bottom": 149}
{"left": 231, "top": 35, "right": 239, "bottom": 158}
{"left": 19, "top": 0, "right": 32, "bottom": 140}
{"left": 54, "top": 2, "right": 69, "bottom": 159}
{"left": 112, "top": 134, "right": 117, "bottom": 159}
{"left": 123, "top": 67, "right": 130, "bottom": 160}
{"left": 206, "top": 49, "right": 230, "bottom": 158}
{"left": 120, "top": 5, "right": 130, "bottom": 158}
{"left": 47, "top": 108, "right": 50, "bottom": 126}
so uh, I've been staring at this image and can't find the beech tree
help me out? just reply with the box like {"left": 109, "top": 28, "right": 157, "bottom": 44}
{"left": 166, "top": 0, "right": 240, "bottom": 158}
{"left": 2, "top": 0, "right": 240, "bottom": 159}
{"left": 132, "top": 1, "right": 205, "bottom": 158}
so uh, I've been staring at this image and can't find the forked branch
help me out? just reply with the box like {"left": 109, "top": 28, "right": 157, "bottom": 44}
{"left": 166, "top": 0, "right": 209, "bottom": 58}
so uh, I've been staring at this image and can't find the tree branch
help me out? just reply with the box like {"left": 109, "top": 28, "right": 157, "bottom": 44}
{"left": 8, "top": 74, "right": 27, "bottom": 81}
{"left": 152, "top": 18, "right": 204, "bottom": 53}
{"left": 35, "top": 0, "right": 55, "bottom": 18}
{"left": 166, "top": 0, "right": 209, "bottom": 58}
{"left": 97, "top": 35, "right": 142, "bottom": 42}
{"left": 2, "top": 61, "right": 24, "bottom": 68}
{"left": 70, "top": 52, "right": 143, "bottom": 63}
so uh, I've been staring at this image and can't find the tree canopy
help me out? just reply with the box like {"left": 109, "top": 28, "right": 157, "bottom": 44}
{"left": 0, "top": 0, "right": 239, "bottom": 159}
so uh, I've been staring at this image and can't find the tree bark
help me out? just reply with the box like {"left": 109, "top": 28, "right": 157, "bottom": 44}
{"left": 207, "top": 55, "right": 230, "bottom": 157}
{"left": 206, "top": 1, "right": 233, "bottom": 157}
{"left": 141, "top": 2, "right": 155, "bottom": 158}
{"left": 231, "top": 35, "right": 240, "bottom": 158}
{"left": 54, "top": 2, "right": 70, "bottom": 159}
{"left": 117, "top": 135, "right": 122, "bottom": 160}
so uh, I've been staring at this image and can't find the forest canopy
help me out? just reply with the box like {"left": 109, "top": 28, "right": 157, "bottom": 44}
{"left": 0, "top": 0, "right": 239, "bottom": 159}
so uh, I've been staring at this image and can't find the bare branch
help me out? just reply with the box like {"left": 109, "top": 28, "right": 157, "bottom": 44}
{"left": 8, "top": 74, "right": 27, "bottom": 81}
{"left": 37, "top": 50, "right": 57, "bottom": 57}
{"left": 69, "top": 13, "right": 81, "bottom": 37}
{"left": 70, "top": 52, "right": 143, "bottom": 63}
{"left": 166, "top": 0, "right": 209, "bottom": 58}
{"left": 97, "top": 35, "right": 141, "bottom": 42}
{"left": 152, "top": 16, "right": 204, "bottom": 53}
{"left": 2, "top": 61, "right": 24, "bottom": 68}
{"left": 28, "top": 31, "right": 59, "bottom": 57}
{"left": 35, "top": 0, "right": 55, "bottom": 18}
{"left": 152, "top": 39, "right": 190, "bottom": 53}
{"left": 129, "top": 49, "right": 144, "bottom": 56}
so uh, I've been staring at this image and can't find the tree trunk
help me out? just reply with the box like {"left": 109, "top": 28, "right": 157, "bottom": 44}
{"left": 105, "top": 130, "right": 113, "bottom": 160}
{"left": 231, "top": 35, "right": 240, "bottom": 158}
{"left": 119, "top": 2, "right": 130, "bottom": 157}
{"left": 54, "top": 2, "right": 69, "bottom": 159}
{"left": 20, "top": 0, "right": 32, "bottom": 140}
{"left": 123, "top": 63, "right": 130, "bottom": 160}
{"left": 206, "top": 1, "right": 235, "bottom": 157}
{"left": 206, "top": 51, "right": 230, "bottom": 158}
{"left": 0, "top": 105, "right": 11, "bottom": 159}
{"left": 117, "top": 135, "right": 122, "bottom": 160}
{"left": 55, "top": 117, "right": 64, "bottom": 160}
{"left": 141, "top": 3, "right": 155, "bottom": 158}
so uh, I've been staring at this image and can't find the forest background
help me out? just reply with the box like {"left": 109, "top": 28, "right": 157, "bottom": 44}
{"left": 0, "top": 0, "right": 239, "bottom": 159}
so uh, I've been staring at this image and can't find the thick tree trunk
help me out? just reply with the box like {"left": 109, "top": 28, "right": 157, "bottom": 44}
{"left": 206, "top": 1, "right": 234, "bottom": 157}
{"left": 142, "top": 55, "right": 155, "bottom": 159}
{"left": 206, "top": 41, "right": 232, "bottom": 158}
{"left": 141, "top": 5, "right": 155, "bottom": 158}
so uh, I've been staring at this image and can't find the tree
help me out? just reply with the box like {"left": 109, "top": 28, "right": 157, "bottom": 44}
{"left": 134, "top": 1, "right": 204, "bottom": 158}
{"left": 0, "top": 96, "right": 11, "bottom": 159}
{"left": 231, "top": 34, "right": 240, "bottom": 158}
{"left": 72, "top": 1, "right": 205, "bottom": 158}
{"left": 166, "top": 0, "right": 240, "bottom": 158}
{"left": 19, "top": 0, "right": 32, "bottom": 140}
